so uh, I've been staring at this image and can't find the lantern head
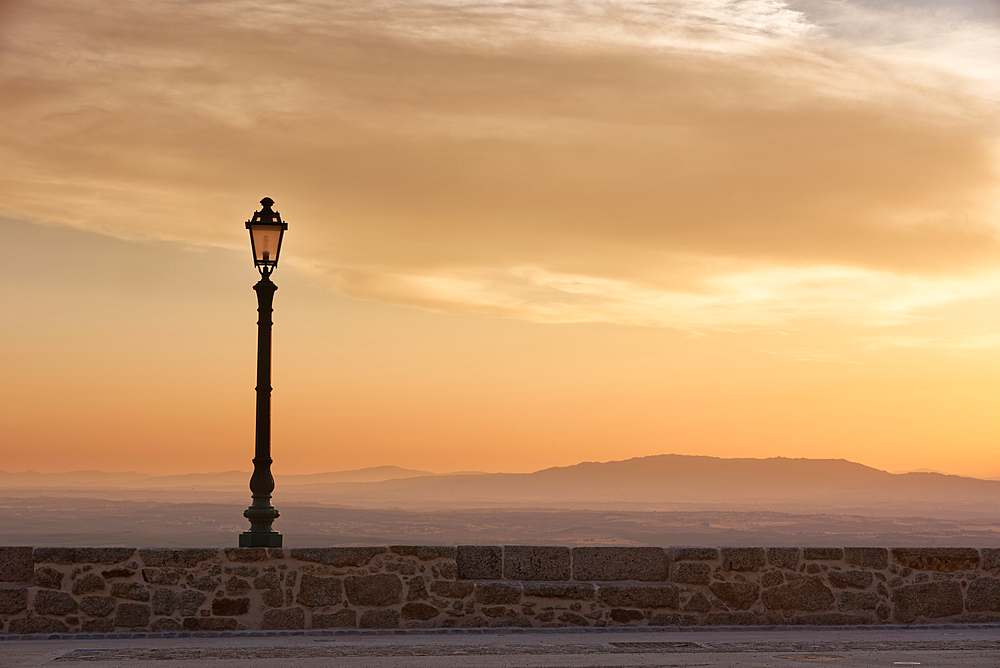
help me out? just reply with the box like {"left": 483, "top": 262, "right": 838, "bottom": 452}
{"left": 246, "top": 197, "right": 287, "bottom": 274}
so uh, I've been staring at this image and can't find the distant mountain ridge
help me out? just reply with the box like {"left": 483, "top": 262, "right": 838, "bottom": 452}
{"left": 3, "top": 455, "right": 998, "bottom": 517}
{"left": 272, "top": 455, "right": 1000, "bottom": 515}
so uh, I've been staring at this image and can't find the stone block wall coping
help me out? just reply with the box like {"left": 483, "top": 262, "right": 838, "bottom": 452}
{"left": 3, "top": 546, "right": 1000, "bottom": 634}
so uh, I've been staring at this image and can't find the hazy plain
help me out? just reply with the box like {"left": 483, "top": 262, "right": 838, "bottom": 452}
{"left": 4, "top": 455, "right": 999, "bottom": 547}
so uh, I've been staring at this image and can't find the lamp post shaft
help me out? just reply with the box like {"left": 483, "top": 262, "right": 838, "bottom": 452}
{"left": 240, "top": 270, "right": 282, "bottom": 547}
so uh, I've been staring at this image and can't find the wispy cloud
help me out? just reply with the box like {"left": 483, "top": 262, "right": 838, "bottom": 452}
{"left": 307, "top": 260, "right": 1000, "bottom": 331}
{"left": 2, "top": 0, "right": 998, "bottom": 332}
{"left": 862, "top": 332, "right": 1000, "bottom": 355}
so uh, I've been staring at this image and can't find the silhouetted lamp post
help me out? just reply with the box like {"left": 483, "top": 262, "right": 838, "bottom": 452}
{"left": 240, "top": 197, "right": 287, "bottom": 548}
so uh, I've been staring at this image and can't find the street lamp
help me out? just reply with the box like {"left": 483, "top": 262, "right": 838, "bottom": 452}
{"left": 240, "top": 197, "right": 287, "bottom": 548}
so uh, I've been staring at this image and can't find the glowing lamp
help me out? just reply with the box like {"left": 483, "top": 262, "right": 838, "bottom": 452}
{"left": 245, "top": 197, "right": 287, "bottom": 272}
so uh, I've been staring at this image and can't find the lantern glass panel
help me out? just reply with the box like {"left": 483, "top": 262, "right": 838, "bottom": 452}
{"left": 249, "top": 224, "right": 284, "bottom": 267}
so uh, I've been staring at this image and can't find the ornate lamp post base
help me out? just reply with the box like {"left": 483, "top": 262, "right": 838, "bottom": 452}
{"left": 240, "top": 491, "right": 282, "bottom": 547}
{"left": 239, "top": 532, "right": 282, "bottom": 548}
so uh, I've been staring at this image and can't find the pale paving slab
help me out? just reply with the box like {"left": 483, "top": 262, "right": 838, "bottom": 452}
{"left": 2, "top": 626, "right": 1000, "bottom": 668}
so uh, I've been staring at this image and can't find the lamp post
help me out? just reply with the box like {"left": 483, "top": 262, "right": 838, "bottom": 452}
{"left": 240, "top": 197, "right": 287, "bottom": 548}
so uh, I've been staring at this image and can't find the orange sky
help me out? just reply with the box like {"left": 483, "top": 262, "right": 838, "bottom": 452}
{"left": 3, "top": 0, "right": 1000, "bottom": 478}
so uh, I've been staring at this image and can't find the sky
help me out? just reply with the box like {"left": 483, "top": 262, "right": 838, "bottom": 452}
{"left": 2, "top": 0, "right": 1000, "bottom": 478}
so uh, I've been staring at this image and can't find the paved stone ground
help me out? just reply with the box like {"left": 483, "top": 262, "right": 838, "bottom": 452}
{"left": 2, "top": 626, "right": 999, "bottom": 667}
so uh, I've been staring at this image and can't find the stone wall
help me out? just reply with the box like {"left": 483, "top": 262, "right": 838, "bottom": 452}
{"left": 2, "top": 546, "right": 1000, "bottom": 634}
